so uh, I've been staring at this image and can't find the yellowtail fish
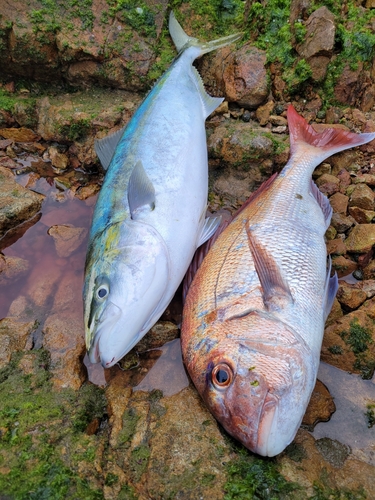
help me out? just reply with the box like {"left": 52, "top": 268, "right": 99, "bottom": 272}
{"left": 181, "top": 106, "right": 375, "bottom": 456}
{"left": 83, "top": 12, "right": 241, "bottom": 367}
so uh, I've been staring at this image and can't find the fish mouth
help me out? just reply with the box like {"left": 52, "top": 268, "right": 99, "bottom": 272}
{"left": 255, "top": 392, "right": 280, "bottom": 457}
{"left": 87, "top": 300, "right": 122, "bottom": 366}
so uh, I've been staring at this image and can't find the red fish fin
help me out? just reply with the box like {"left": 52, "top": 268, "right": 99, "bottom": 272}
{"left": 233, "top": 172, "right": 278, "bottom": 218}
{"left": 182, "top": 210, "right": 232, "bottom": 302}
{"left": 245, "top": 226, "right": 293, "bottom": 312}
{"left": 287, "top": 105, "right": 375, "bottom": 157}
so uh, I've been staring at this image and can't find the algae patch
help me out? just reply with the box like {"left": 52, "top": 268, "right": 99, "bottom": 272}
{"left": 0, "top": 350, "right": 106, "bottom": 499}
{"left": 223, "top": 445, "right": 300, "bottom": 499}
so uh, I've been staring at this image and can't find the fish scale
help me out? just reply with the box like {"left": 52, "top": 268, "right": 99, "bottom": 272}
{"left": 181, "top": 106, "right": 375, "bottom": 457}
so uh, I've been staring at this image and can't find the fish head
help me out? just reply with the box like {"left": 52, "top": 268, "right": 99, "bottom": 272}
{"left": 83, "top": 220, "right": 170, "bottom": 367}
{"left": 182, "top": 310, "right": 315, "bottom": 456}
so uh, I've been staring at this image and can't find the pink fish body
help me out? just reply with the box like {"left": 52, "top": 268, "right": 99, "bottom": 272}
{"left": 181, "top": 106, "right": 375, "bottom": 456}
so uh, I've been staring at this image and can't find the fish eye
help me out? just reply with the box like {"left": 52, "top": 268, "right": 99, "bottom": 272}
{"left": 212, "top": 363, "right": 233, "bottom": 389}
{"left": 97, "top": 285, "right": 109, "bottom": 300}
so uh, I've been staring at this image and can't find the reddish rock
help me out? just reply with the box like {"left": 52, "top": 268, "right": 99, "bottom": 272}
{"left": 336, "top": 168, "right": 352, "bottom": 191}
{"left": 345, "top": 224, "right": 375, "bottom": 253}
{"left": 329, "top": 192, "right": 348, "bottom": 214}
{"left": 208, "top": 44, "right": 268, "bottom": 109}
{"left": 334, "top": 62, "right": 363, "bottom": 106}
{"left": 357, "top": 248, "right": 373, "bottom": 268}
{"left": 296, "top": 6, "right": 335, "bottom": 81}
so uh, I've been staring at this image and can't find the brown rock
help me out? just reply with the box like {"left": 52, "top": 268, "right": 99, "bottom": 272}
{"left": 325, "top": 107, "right": 344, "bottom": 124}
{"left": 345, "top": 224, "right": 375, "bottom": 253}
{"left": 363, "top": 260, "right": 375, "bottom": 280}
{"left": 360, "top": 296, "right": 375, "bottom": 320}
{"left": 255, "top": 100, "right": 275, "bottom": 126}
{"left": 48, "top": 146, "right": 69, "bottom": 170}
{"left": 308, "top": 55, "right": 331, "bottom": 81}
{"left": 331, "top": 256, "right": 358, "bottom": 278}
{"left": 326, "top": 238, "right": 346, "bottom": 256}
{"left": 336, "top": 168, "right": 352, "bottom": 191}
{"left": 361, "top": 84, "right": 375, "bottom": 112}
{"left": 322, "top": 310, "right": 375, "bottom": 376}
{"left": 329, "top": 192, "right": 348, "bottom": 214}
{"left": 330, "top": 212, "right": 354, "bottom": 233}
{"left": 0, "top": 127, "right": 39, "bottom": 142}
{"left": 0, "top": 255, "right": 29, "bottom": 285}
{"left": 313, "top": 162, "right": 331, "bottom": 178}
{"left": 47, "top": 224, "right": 88, "bottom": 258}
{"left": 334, "top": 62, "right": 363, "bottom": 106}
{"left": 325, "top": 225, "right": 337, "bottom": 240}
{"left": 356, "top": 173, "right": 375, "bottom": 186}
{"left": 336, "top": 282, "right": 367, "bottom": 310}
{"left": 302, "top": 380, "right": 336, "bottom": 431}
{"left": 210, "top": 44, "right": 268, "bottom": 109}
{"left": 348, "top": 183, "right": 375, "bottom": 210}
{"left": 0, "top": 166, "right": 45, "bottom": 238}
{"left": 0, "top": 317, "right": 36, "bottom": 369}
{"left": 296, "top": 7, "right": 335, "bottom": 59}
{"left": 325, "top": 297, "right": 343, "bottom": 326}
{"left": 0, "top": 156, "right": 18, "bottom": 169}
{"left": 43, "top": 311, "right": 86, "bottom": 390}
{"left": 315, "top": 173, "right": 340, "bottom": 188}
{"left": 348, "top": 206, "right": 375, "bottom": 224}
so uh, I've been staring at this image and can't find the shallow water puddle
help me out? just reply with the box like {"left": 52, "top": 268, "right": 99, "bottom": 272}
{"left": 312, "top": 362, "right": 375, "bottom": 466}
{"left": 0, "top": 172, "right": 94, "bottom": 326}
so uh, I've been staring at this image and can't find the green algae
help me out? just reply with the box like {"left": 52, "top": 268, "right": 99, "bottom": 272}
{"left": 0, "top": 350, "right": 106, "bottom": 499}
{"left": 223, "top": 446, "right": 300, "bottom": 499}
{"left": 340, "top": 319, "right": 375, "bottom": 379}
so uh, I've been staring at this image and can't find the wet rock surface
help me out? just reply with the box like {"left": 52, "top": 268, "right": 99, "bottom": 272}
{"left": 1, "top": 2, "right": 375, "bottom": 498}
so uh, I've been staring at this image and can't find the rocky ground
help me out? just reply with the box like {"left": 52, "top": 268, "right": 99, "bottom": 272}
{"left": 1, "top": 1, "right": 375, "bottom": 499}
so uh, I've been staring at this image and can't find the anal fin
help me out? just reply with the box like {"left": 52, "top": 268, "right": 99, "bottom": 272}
{"left": 324, "top": 256, "right": 339, "bottom": 321}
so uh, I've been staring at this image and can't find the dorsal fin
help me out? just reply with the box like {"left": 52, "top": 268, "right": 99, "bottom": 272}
{"left": 233, "top": 173, "right": 279, "bottom": 218}
{"left": 94, "top": 127, "right": 125, "bottom": 170}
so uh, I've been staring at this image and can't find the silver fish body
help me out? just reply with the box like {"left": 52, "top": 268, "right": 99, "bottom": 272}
{"left": 83, "top": 13, "right": 240, "bottom": 367}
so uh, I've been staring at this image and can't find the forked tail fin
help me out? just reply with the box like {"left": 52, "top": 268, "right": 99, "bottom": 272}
{"left": 169, "top": 11, "right": 242, "bottom": 55}
{"left": 287, "top": 105, "right": 375, "bottom": 161}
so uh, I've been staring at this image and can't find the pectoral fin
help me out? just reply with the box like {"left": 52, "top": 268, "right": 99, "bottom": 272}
{"left": 94, "top": 127, "right": 125, "bottom": 170}
{"left": 246, "top": 226, "right": 293, "bottom": 312}
{"left": 197, "top": 214, "right": 222, "bottom": 247}
{"left": 128, "top": 160, "right": 156, "bottom": 220}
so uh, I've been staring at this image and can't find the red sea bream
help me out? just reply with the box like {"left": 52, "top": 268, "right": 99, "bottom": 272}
{"left": 83, "top": 13, "right": 240, "bottom": 367}
{"left": 181, "top": 106, "right": 375, "bottom": 456}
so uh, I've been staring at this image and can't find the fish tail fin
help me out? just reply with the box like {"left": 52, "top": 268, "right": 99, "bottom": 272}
{"left": 288, "top": 105, "right": 375, "bottom": 162}
{"left": 169, "top": 11, "right": 242, "bottom": 56}
{"left": 169, "top": 11, "right": 241, "bottom": 118}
